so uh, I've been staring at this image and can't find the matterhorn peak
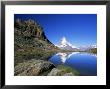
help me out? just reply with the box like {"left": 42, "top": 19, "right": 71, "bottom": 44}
{"left": 56, "top": 36, "right": 78, "bottom": 51}
{"left": 61, "top": 36, "right": 67, "bottom": 45}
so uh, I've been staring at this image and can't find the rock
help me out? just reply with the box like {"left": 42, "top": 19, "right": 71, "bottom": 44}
{"left": 48, "top": 66, "right": 76, "bottom": 76}
{"left": 63, "top": 72, "right": 74, "bottom": 76}
{"left": 14, "top": 60, "right": 55, "bottom": 76}
{"left": 48, "top": 68, "right": 62, "bottom": 76}
{"left": 15, "top": 18, "right": 51, "bottom": 42}
{"left": 48, "top": 68, "right": 75, "bottom": 76}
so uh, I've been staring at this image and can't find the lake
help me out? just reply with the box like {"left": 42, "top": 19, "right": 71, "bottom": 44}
{"left": 49, "top": 52, "right": 97, "bottom": 76}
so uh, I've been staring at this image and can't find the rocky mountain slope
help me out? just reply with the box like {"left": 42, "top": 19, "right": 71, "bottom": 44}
{"left": 14, "top": 19, "right": 58, "bottom": 75}
{"left": 14, "top": 19, "right": 58, "bottom": 52}
{"left": 14, "top": 19, "right": 79, "bottom": 76}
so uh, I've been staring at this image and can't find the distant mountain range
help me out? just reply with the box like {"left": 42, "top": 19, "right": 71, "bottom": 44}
{"left": 56, "top": 37, "right": 97, "bottom": 52}
{"left": 79, "top": 45, "right": 97, "bottom": 51}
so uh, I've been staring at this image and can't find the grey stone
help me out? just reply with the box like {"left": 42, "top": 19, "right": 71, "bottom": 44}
{"left": 63, "top": 72, "right": 74, "bottom": 76}
{"left": 15, "top": 59, "right": 54, "bottom": 76}
{"left": 48, "top": 68, "right": 61, "bottom": 76}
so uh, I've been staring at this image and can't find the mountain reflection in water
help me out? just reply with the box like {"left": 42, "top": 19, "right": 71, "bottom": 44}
{"left": 49, "top": 52, "right": 97, "bottom": 76}
{"left": 56, "top": 52, "right": 80, "bottom": 63}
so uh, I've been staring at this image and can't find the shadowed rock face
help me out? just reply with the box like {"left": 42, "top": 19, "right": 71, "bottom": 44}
{"left": 14, "top": 19, "right": 59, "bottom": 52}
{"left": 14, "top": 19, "right": 51, "bottom": 43}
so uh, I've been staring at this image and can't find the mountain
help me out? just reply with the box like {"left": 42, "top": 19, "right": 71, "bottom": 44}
{"left": 79, "top": 45, "right": 97, "bottom": 51}
{"left": 14, "top": 18, "right": 79, "bottom": 76}
{"left": 87, "top": 45, "right": 97, "bottom": 53}
{"left": 14, "top": 19, "right": 58, "bottom": 51}
{"left": 89, "top": 45, "right": 97, "bottom": 48}
{"left": 14, "top": 18, "right": 59, "bottom": 64}
{"left": 56, "top": 37, "right": 78, "bottom": 51}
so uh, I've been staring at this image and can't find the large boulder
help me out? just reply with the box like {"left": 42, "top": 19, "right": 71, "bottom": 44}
{"left": 14, "top": 59, "right": 55, "bottom": 76}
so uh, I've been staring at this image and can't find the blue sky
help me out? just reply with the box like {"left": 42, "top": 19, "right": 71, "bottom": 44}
{"left": 14, "top": 14, "right": 97, "bottom": 47}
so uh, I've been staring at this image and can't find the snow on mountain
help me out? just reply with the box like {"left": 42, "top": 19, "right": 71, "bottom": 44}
{"left": 56, "top": 37, "right": 78, "bottom": 51}
{"left": 79, "top": 45, "right": 97, "bottom": 51}
{"left": 56, "top": 37, "right": 96, "bottom": 51}
{"left": 56, "top": 52, "right": 79, "bottom": 63}
{"left": 90, "top": 45, "right": 97, "bottom": 48}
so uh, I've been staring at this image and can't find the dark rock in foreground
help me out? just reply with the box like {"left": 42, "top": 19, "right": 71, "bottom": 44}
{"left": 14, "top": 59, "right": 55, "bottom": 76}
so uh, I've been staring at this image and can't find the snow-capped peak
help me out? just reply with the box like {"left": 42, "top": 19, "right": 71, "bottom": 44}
{"left": 56, "top": 36, "right": 78, "bottom": 50}
{"left": 67, "top": 42, "right": 78, "bottom": 49}
{"left": 61, "top": 37, "right": 67, "bottom": 45}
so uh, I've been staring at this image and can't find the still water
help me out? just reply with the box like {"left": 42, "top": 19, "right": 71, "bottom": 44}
{"left": 49, "top": 52, "right": 97, "bottom": 76}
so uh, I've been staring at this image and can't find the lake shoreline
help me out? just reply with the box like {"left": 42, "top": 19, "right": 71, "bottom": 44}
{"left": 14, "top": 50, "right": 97, "bottom": 76}
{"left": 49, "top": 52, "right": 97, "bottom": 76}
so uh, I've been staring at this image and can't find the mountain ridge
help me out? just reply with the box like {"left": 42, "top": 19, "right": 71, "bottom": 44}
{"left": 14, "top": 18, "right": 59, "bottom": 65}
{"left": 14, "top": 18, "right": 58, "bottom": 51}
{"left": 56, "top": 37, "right": 97, "bottom": 52}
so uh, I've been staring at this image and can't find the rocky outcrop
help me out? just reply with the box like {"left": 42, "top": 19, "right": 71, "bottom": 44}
{"left": 14, "top": 18, "right": 59, "bottom": 53}
{"left": 48, "top": 68, "right": 61, "bottom": 76}
{"left": 14, "top": 59, "right": 55, "bottom": 76}
{"left": 14, "top": 18, "right": 59, "bottom": 65}
{"left": 63, "top": 72, "right": 74, "bottom": 76}
{"left": 15, "top": 19, "right": 52, "bottom": 42}
{"left": 47, "top": 68, "right": 75, "bottom": 76}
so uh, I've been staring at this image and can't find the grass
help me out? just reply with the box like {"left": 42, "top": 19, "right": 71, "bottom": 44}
{"left": 56, "top": 65, "right": 80, "bottom": 76}
{"left": 87, "top": 48, "right": 97, "bottom": 54}
{"left": 14, "top": 47, "right": 56, "bottom": 66}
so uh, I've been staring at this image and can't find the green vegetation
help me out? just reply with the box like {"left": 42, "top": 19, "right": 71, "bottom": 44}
{"left": 47, "top": 65, "right": 79, "bottom": 76}
{"left": 87, "top": 48, "right": 97, "bottom": 54}
{"left": 14, "top": 48, "right": 56, "bottom": 66}
{"left": 57, "top": 65, "right": 80, "bottom": 76}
